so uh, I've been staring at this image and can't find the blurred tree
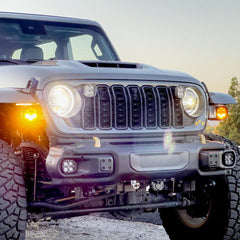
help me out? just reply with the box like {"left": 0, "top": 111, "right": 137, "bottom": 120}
{"left": 205, "top": 124, "right": 218, "bottom": 134}
{"left": 217, "top": 77, "right": 240, "bottom": 144}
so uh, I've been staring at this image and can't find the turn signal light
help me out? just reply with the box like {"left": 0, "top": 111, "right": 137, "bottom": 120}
{"left": 23, "top": 107, "right": 38, "bottom": 121}
{"left": 216, "top": 106, "right": 228, "bottom": 120}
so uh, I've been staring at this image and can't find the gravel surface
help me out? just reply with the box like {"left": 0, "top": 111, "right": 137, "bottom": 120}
{"left": 26, "top": 212, "right": 169, "bottom": 240}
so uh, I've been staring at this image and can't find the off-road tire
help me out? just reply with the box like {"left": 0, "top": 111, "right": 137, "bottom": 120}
{"left": 0, "top": 140, "right": 27, "bottom": 239}
{"left": 160, "top": 134, "right": 240, "bottom": 240}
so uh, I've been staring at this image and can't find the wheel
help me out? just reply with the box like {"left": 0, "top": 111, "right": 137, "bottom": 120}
{"left": 0, "top": 140, "right": 27, "bottom": 239}
{"left": 160, "top": 134, "right": 240, "bottom": 240}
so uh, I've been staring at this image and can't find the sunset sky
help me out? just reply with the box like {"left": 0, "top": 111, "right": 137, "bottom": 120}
{"left": 1, "top": 0, "right": 240, "bottom": 93}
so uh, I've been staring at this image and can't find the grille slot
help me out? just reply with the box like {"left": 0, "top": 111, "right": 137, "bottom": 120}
{"left": 97, "top": 86, "right": 112, "bottom": 129}
{"left": 82, "top": 96, "right": 96, "bottom": 129}
{"left": 127, "top": 86, "right": 143, "bottom": 129}
{"left": 156, "top": 87, "right": 171, "bottom": 128}
{"left": 112, "top": 85, "right": 128, "bottom": 129}
{"left": 80, "top": 84, "right": 185, "bottom": 130}
{"left": 142, "top": 86, "right": 157, "bottom": 129}
{"left": 170, "top": 87, "right": 183, "bottom": 127}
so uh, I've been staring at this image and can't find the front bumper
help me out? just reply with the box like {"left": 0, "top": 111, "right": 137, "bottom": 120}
{"left": 46, "top": 137, "right": 233, "bottom": 186}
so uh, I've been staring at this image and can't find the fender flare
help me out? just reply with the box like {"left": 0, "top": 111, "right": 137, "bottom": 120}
{"left": 0, "top": 88, "right": 36, "bottom": 103}
{"left": 209, "top": 92, "right": 235, "bottom": 105}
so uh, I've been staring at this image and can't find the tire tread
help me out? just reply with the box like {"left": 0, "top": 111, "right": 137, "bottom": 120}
{"left": 0, "top": 139, "right": 26, "bottom": 240}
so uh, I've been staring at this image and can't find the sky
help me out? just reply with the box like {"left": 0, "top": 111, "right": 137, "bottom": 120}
{"left": 1, "top": 0, "right": 240, "bottom": 93}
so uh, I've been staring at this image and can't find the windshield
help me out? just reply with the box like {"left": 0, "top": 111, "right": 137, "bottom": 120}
{"left": 0, "top": 18, "right": 119, "bottom": 62}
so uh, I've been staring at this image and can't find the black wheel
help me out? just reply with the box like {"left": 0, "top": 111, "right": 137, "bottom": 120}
{"left": 160, "top": 134, "right": 240, "bottom": 240}
{"left": 0, "top": 140, "right": 27, "bottom": 239}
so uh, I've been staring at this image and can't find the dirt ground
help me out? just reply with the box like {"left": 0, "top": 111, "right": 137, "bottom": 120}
{"left": 26, "top": 212, "right": 169, "bottom": 240}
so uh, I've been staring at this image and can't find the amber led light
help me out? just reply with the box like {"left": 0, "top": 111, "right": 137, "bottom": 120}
{"left": 216, "top": 106, "right": 228, "bottom": 120}
{"left": 23, "top": 107, "right": 38, "bottom": 121}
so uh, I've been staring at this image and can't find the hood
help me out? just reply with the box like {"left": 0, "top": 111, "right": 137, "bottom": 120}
{"left": 0, "top": 60, "right": 202, "bottom": 90}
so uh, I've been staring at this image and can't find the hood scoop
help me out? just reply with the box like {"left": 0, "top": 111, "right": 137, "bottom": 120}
{"left": 80, "top": 61, "right": 143, "bottom": 69}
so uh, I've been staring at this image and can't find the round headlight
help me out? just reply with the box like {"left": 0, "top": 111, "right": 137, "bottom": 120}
{"left": 182, "top": 88, "right": 200, "bottom": 117}
{"left": 48, "top": 85, "right": 81, "bottom": 118}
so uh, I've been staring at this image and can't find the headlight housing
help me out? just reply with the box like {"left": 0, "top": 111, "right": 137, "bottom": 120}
{"left": 48, "top": 85, "right": 82, "bottom": 118}
{"left": 182, "top": 88, "right": 199, "bottom": 116}
{"left": 176, "top": 87, "right": 204, "bottom": 117}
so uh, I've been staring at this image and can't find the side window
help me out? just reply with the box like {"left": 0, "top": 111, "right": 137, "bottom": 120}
{"left": 70, "top": 35, "right": 103, "bottom": 60}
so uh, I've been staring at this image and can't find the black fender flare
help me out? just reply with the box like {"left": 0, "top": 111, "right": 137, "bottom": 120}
{"left": 209, "top": 92, "right": 235, "bottom": 105}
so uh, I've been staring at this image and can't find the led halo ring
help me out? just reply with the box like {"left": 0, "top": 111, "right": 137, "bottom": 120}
{"left": 182, "top": 87, "right": 201, "bottom": 117}
{"left": 48, "top": 84, "right": 82, "bottom": 118}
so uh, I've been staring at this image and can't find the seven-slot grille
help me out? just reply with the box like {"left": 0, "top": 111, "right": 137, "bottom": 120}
{"left": 80, "top": 85, "right": 183, "bottom": 130}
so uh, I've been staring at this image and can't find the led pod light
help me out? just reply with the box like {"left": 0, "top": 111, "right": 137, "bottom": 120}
{"left": 48, "top": 85, "right": 82, "bottom": 118}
